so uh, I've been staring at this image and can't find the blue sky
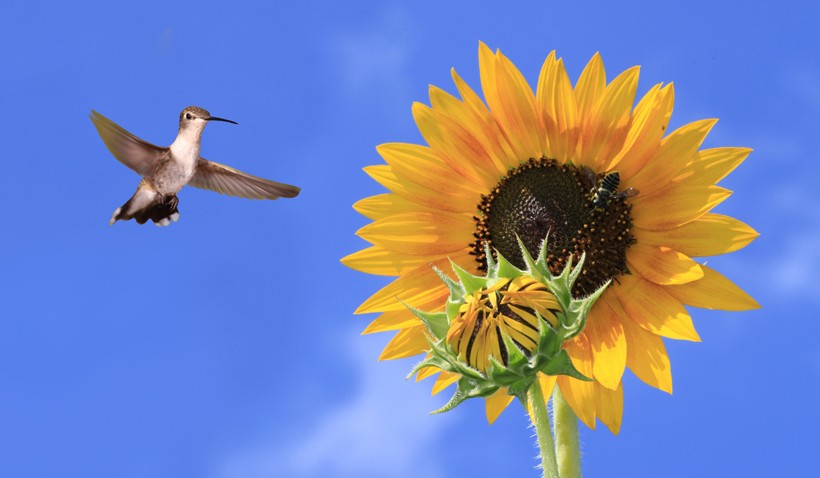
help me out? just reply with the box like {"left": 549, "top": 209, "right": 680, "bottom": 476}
{"left": 0, "top": 1, "right": 817, "bottom": 476}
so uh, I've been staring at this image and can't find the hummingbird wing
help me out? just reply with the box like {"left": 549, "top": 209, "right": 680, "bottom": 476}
{"left": 189, "top": 158, "right": 300, "bottom": 200}
{"left": 90, "top": 110, "right": 167, "bottom": 176}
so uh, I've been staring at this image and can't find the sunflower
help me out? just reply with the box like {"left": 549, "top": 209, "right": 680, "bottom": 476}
{"left": 342, "top": 43, "right": 759, "bottom": 434}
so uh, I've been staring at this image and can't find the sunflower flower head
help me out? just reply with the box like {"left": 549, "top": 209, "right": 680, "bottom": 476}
{"left": 343, "top": 42, "right": 760, "bottom": 433}
{"left": 407, "top": 239, "right": 609, "bottom": 413}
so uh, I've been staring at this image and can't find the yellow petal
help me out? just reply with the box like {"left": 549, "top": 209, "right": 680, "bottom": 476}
{"left": 431, "top": 370, "right": 460, "bottom": 394}
{"left": 353, "top": 194, "right": 426, "bottom": 221}
{"left": 566, "top": 332, "right": 594, "bottom": 377}
{"left": 610, "top": 83, "right": 674, "bottom": 175}
{"left": 585, "top": 299, "right": 627, "bottom": 390}
{"left": 637, "top": 213, "right": 759, "bottom": 257}
{"left": 377, "top": 143, "right": 481, "bottom": 212}
{"left": 451, "top": 68, "right": 519, "bottom": 171}
{"left": 497, "top": 51, "right": 546, "bottom": 157}
{"left": 594, "top": 381, "right": 624, "bottom": 435}
{"left": 429, "top": 85, "right": 511, "bottom": 176}
{"left": 478, "top": 43, "right": 542, "bottom": 160}
{"left": 610, "top": 300, "right": 673, "bottom": 393}
{"left": 412, "top": 103, "right": 502, "bottom": 189}
{"left": 560, "top": 336, "right": 597, "bottom": 429}
{"left": 632, "top": 185, "right": 731, "bottom": 231}
{"left": 574, "top": 52, "right": 606, "bottom": 124}
{"left": 364, "top": 163, "right": 475, "bottom": 214}
{"left": 415, "top": 362, "right": 439, "bottom": 381}
{"left": 579, "top": 66, "right": 640, "bottom": 169}
{"left": 379, "top": 326, "right": 430, "bottom": 360}
{"left": 674, "top": 147, "right": 753, "bottom": 188}
{"left": 626, "top": 119, "right": 717, "bottom": 195}
{"left": 451, "top": 66, "right": 491, "bottom": 119}
{"left": 538, "top": 373, "right": 557, "bottom": 400}
{"left": 557, "top": 374, "right": 596, "bottom": 430}
{"left": 665, "top": 265, "right": 760, "bottom": 311}
{"left": 538, "top": 54, "right": 580, "bottom": 163}
{"left": 486, "top": 388, "right": 516, "bottom": 424}
{"left": 356, "top": 258, "right": 458, "bottom": 313}
{"left": 613, "top": 275, "right": 701, "bottom": 342}
{"left": 342, "top": 245, "right": 437, "bottom": 276}
{"left": 627, "top": 243, "right": 704, "bottom": 285}
{"left": 362, "top": 308, "right": 422, "bottom": 334}
{"left": 364, "top": 164, "right": 400, "bottom": 191}
{"left": 356, "top": 211, "right": 473, "bottom": 256}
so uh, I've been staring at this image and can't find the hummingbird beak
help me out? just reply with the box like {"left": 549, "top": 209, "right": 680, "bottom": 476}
{"left": 206, "top": 116, "right": 238, "bottom": 125}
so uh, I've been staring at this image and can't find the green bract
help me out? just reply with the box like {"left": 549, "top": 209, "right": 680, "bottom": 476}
{"left": 406, "top": 237, "right": 610, "bottom": 414}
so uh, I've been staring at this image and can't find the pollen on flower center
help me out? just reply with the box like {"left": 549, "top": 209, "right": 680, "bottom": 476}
{"left": 471, "top": 158, "right": 636, "bottom": 297}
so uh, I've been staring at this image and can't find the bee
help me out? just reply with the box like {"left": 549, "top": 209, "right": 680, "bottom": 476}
{"left": 582, "top": 168, "right": 639, "bottom": 208}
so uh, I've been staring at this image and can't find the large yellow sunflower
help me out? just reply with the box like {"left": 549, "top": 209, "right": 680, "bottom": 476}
{"left": 342, "top": 43, "right": 759, "bottom": 434}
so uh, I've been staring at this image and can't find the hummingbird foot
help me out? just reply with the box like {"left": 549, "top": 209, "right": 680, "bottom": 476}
{"left": 110, "top": 185, "right": 181, "bottom": 226}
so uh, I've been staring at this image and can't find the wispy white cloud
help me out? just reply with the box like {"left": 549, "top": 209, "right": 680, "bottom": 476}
{"left": 216, "top": 332, "right": 455, "bottom": 478}
{"left": 758, "top": 162, "right": 820, "bottom": 301}
{"left": 769, "top": 232, "right": 820, "bottom": 298}
{"left": 331, "top": 6, "right": 414, "bottom": 101}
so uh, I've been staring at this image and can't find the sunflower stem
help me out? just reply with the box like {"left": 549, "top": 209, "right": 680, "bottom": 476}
{"left": 527, "top": 381, "right": 560, "bottom": 478}
{"left": 553, "top": 387, "right": 582, "bottom": 478}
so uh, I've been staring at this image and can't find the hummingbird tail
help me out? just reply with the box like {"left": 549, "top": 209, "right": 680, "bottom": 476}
{"left": 110, "top": 186, "right": 179, "bottom": 226}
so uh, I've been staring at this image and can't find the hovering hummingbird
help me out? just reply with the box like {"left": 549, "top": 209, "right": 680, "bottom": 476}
{"left": 90, "top": 106, "right": 300, "bottom": 226}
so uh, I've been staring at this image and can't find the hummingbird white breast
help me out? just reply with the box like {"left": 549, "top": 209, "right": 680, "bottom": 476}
{"left": 157, "top": 137, "right": 201, "bottom": 194}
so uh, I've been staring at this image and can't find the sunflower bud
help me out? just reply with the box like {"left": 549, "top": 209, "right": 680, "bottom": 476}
{"left": 406, "top": 238, "right": 610, "bottom": 413}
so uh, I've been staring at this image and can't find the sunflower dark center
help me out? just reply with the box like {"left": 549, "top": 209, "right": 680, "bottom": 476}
{"left": 471, "top": 158, "right": 636, "bottom": 297}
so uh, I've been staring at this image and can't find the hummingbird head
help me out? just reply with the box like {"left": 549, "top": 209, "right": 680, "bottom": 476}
{"left": 178, "top": 106, "right": 238, "bottom": 139}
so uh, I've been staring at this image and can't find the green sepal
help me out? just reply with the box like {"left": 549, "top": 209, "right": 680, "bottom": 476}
{"left": 535, "top": 234, "right": 550, "bottom": 269}
{"left": 449, "top": 259, "right": 487, "bottom": 294}
{"left": 541, "top": 349, "right": 591, "bottom": 382}
{"left": 428, "top": 337, "right": 484, "bottom": 381}
{"left": 486, "top": 353, "right": 525, "bottom": 385}
{"left": 445, "top": 299, "right": 462, "bottom": 322}
{"left": 484, "top": 242, "right": 498, "bottom": 277}
{"left": 505, "top": 377, "right": 536, "bottom": 399}
{"left": 495, "top": 252, "right": 524, "bottom": 278}
{"left": 499, "top": 333, "right": 529, "bottom": 374}
{"left": 534, "top": 315, "right": 562, "bottom": 358}
{"left": 430, "top": 378, "right": 501, "bottom": 415}
{"left": 567, "top": 252, "right": 585, "bottom": 291}
{"left": 402, "top": 301, "right": 449, "bottom": 339}
{"left": 516, "top": 235, "right": 546, "bottom": 282}
{"left": 432, "top": 266, "right": 464, "bottom": 298}
{"left": 406, "top": 355, "right": 450, "bottom": 380}
{"left": 430, "top": 386, "right": 467, "bottom": 414}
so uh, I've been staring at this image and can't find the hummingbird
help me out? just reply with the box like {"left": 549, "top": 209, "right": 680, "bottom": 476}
{"left": 90, "top": 106, "right": 300, "bottom": 226}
